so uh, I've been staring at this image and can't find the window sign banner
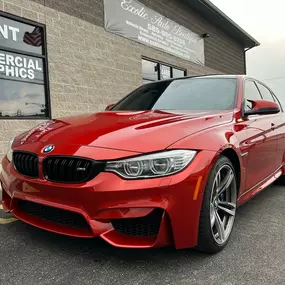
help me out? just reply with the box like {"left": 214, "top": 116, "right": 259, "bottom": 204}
{"left": 160, "top": 65, "right": 171, "bottom": 79}
{"left": 104, "top": 0, "right": 205, "bottom": 65}
{"left": 0, "top": 16, "right": 43, "bottom": 54}
{"left": 0, "top": 51, "right": 43, "bottom": 82}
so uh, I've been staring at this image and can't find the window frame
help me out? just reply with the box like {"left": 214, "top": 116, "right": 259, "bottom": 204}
{"left": 142, "top": 56, "right": 187, "bottom": 83}
{"left": 243, "top": 79, "right": 262, "bottom": 113}
{"left": 255, "top": 82, "right": 274, "bottom": 101}
{"left": 0, "top": 11, "right": 51, "bottom": 120}
{"left": 244, "top": 79, "right": 262, "bottom": 101}
{"left": 242, "top": 78, "right": 283, "bottom": 116}
{"left": 255, "top": 80, "right": 283, "bottom": 112}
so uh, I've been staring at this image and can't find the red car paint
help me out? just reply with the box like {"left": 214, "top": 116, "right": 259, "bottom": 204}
{"left": 1, "top": 75, "right": 285, "bottom": 249}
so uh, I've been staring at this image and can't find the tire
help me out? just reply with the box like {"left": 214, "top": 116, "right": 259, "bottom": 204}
{"left": 196, "top": 156, "right": 237, "bottom": 254}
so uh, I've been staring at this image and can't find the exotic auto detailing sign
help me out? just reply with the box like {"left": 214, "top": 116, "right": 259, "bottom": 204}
{"left": 104, "top": 0, "right": 205, "bottom": 65}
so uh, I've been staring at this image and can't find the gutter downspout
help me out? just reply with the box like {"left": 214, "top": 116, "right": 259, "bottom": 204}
{"left": 244, "top": 45, "right": 256, "bottom": 75}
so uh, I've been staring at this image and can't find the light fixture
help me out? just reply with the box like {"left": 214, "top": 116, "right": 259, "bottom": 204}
{"left": 202, "top": 33, "right": 210, "bottom": 38}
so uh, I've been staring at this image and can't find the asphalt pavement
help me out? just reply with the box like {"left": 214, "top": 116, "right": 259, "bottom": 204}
{"left": 1, "top": 184, "right": 285, "bottom": 285}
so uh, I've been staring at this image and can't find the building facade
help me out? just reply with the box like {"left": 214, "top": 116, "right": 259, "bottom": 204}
{"left": 0, "top": 0, "right": 259, "bottom": 159}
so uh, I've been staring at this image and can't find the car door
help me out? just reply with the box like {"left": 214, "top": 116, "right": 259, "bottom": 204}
{"left": 243, "top": 80, "right": 279, "bottom": 191}
{"left": 255, "top": 82, "right": 285, "bottom": 169}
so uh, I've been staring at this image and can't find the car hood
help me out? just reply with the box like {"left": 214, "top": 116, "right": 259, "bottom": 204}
{"left": 14, "top": 110, "right": 234, "bottom": 153}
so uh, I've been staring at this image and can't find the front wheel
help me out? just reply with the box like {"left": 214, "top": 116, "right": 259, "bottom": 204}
{"left": 196, "top": 156, "right": 237, "bottom": 253}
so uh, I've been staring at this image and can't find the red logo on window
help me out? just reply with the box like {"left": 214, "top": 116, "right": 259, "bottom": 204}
{"left": 23, "top": 27, "right": 42, "bottom": 47}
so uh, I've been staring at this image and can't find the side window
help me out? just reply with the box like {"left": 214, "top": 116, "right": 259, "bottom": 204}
{"left": 257, "top": 82, "right": 282, "bottom": 111}
{"left": 256, "top": 83, "right": 274, "bottom": 102}
{"left": 244, "top": 81, "right": 262, "bottom": 110}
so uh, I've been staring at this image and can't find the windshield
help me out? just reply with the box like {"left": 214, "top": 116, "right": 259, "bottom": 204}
{"left": 111, "top": 77, "right": 237, "bottom": 111}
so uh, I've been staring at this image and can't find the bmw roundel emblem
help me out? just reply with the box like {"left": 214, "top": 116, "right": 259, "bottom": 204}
{"left": 42, "top": 144, "right": 55, "bottom": 154}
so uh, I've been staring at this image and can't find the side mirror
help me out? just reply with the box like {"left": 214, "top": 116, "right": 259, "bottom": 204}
{"left": 105, "top": 104, "right": 114, "bottom": 111}
{"left": 244, "top": 100, "right": 280, "bottom": 116}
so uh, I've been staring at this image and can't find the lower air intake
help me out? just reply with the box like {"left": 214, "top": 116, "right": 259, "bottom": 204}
{"left": 111, "top": 209, "right": 164, "bottom": 237}
{"left": 18, "top": 200, "right": 90, "bottom": 230}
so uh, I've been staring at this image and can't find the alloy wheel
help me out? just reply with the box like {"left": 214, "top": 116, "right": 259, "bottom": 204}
{"left": 210, "top": 164, "right": 237, "bottom": 245}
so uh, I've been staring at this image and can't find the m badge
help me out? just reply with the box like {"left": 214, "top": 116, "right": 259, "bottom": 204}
{"left": 77, "top": 168, "right": 86, "bottom": 171}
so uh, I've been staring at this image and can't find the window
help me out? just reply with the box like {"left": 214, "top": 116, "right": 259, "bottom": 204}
{"left": 173, "top": 68, "right": 185, "bottom": 78}
{"left": 245, "top": 81, "right": 262, "bottom": 101}
{"left": 142, "top": 59, "right": 158, "bottom": 83}
{"left": 142, "top": 58, "right": 186, "bottom": 84}
{"left": 257, "top": 82, "right": 283, "bottom": 111}
{"left": 244, "top": 81, "right": 262, "bottom": 110}
{"left": 111, "top": 77, "right": 237, "bottom": 111}
{"left": 256, "top": 83, "right": 274, "bottom": 102}
{"left": 0, "top": 12, "right": 50, "bottom": 119}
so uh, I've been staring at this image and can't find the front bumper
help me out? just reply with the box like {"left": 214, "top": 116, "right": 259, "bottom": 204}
{"left": 1, "top": 150, "right": 217, "bottom": 249}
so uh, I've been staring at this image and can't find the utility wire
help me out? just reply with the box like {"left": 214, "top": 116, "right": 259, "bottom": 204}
{"left": 261, "top": 76, "right": 285, "bottom": 81}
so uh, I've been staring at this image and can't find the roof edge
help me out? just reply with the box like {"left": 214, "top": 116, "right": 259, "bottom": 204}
{"left": 188, "top": 0, "right": 260, "bottom": 49}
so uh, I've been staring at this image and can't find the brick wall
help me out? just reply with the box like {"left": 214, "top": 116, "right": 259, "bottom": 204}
{"left": 0, "top": 0, "right": 242, "bottom": 159}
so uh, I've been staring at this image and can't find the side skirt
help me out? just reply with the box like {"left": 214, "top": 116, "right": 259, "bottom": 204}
{"left": 237, "top": 165, "right": 283, "bottom": 206}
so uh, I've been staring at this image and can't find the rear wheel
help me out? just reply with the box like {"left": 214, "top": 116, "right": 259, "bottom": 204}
{"left": 196, "top": 156, "right": 237, "bottom": 253}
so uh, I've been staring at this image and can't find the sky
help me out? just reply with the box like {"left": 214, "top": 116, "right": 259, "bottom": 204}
{"left": 211, "top": 0, "right": 285, "bottom": 104}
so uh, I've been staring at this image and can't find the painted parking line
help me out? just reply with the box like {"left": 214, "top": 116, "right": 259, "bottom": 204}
{"left": 0, "top": 203, "right": 18, "bottom": 225}
{"left": 0, "top": 217, "right": 18, "bottom": 224}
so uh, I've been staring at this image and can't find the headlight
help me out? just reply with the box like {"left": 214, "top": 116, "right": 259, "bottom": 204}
{"left": 105, "top": 150, "right": 197, "bottom": 179}
{"left": 7, "top": 139, "right": 14, "bottom": 162}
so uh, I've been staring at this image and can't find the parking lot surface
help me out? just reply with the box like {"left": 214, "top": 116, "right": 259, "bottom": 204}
{"left": 1, "top": 184, "right": 285, "bottom": 285}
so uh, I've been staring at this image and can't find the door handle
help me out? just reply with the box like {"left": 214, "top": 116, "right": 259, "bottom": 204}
{"left": 271, "top": 123, "right": 276, "bottom": 130}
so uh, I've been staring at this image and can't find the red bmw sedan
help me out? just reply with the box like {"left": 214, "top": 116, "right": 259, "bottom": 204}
{"left": 1, "top": 75, "right": 284, "bottom": 253}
